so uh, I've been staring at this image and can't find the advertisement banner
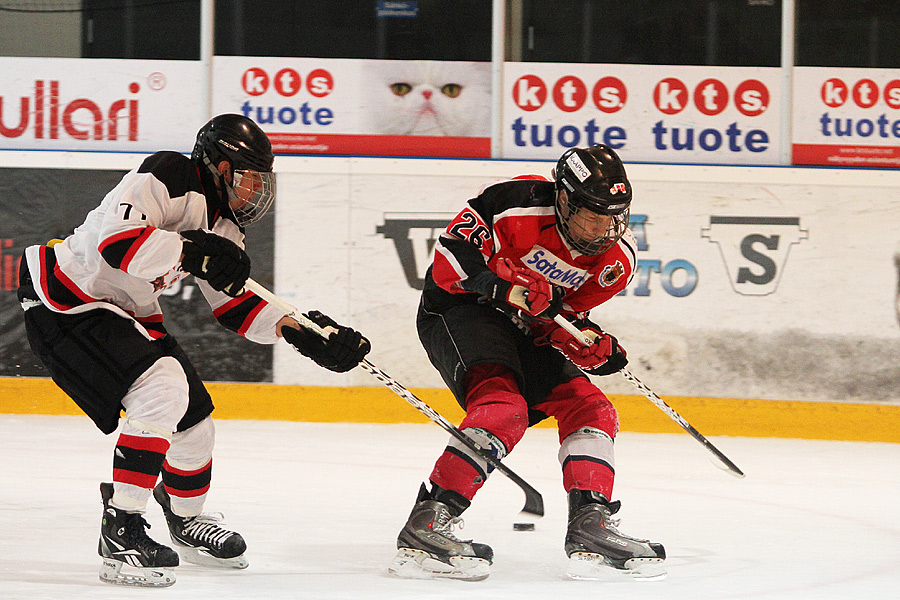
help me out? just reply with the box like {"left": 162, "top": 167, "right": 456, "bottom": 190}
{"left": 792, "top": 67, "right": 900, "bottom": 168}
{"left": 502, "top": 63, "right": 781, "bottom": 165}
{"left": 0, "top": 58, "right": 203, "bottom": 152}
{"left": 212, "top": 56, "right": 491, "bottom": 158}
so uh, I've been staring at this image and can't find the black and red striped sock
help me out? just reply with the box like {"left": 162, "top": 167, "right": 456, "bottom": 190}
{"left": 161, "top": 458, "right": 212, "bottom": 508}
{"left": 112, "top": 432, "right": 170, "bottom": 490}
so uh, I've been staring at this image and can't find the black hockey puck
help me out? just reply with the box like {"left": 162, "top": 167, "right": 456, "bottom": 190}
{"left": 513, "top": 522, "right": 535, "bottom": 531}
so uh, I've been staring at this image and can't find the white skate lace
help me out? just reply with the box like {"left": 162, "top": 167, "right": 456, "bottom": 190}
{"left": 180, "top": 513, "right": 234, "bottom": 549}
{"left": 433, "top": 511, "right": 469, "bottom": 543}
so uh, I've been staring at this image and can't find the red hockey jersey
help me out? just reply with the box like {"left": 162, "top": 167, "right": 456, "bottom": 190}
{"left": 424, "top": 175, "right": 636, "bottom": 327}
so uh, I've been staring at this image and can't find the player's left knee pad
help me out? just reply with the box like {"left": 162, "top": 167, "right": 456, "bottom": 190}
{"left": 166, "top": 415, "right": 215, "bottom": 468}
{"left": 112, "top": 357, "right": 190, "bottom": 511}
{"left": 121, "top": 356, "right": 191, "bottom": 433}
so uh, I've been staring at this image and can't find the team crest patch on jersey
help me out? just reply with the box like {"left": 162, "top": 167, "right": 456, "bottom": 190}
{"left": 150, "top": 275, "right": 167, "bottom": 292}
{"left": 522, "top": 247, "right": 589, "bottom": 289}
{"left": 598, "top": 261, "right": 625, "bottom": 287}
{"left": 151, "top": 269, "right": 188, "bottom": 293}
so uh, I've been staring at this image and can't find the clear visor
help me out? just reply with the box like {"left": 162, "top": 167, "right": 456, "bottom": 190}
{"left": 228, "top": 169, "right": 276, "bottom": 226}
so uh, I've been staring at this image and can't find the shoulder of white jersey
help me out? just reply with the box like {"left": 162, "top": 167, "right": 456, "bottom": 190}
{"left": 137, "top": 151, "right": 203, "bottom": 201}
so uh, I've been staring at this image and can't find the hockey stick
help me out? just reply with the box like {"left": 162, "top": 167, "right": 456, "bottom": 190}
{"left": 243, "top": 278, "right": 545, "bottom": 516}
{"left": 553, "top": 315, "right": 746, "bottom": 479}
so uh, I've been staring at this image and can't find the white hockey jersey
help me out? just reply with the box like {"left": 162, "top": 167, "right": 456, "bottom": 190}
{"left": 22, "top": 151, "right": 285, "bottom": 344}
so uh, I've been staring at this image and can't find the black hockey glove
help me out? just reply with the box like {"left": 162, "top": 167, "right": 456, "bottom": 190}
{"left": 181, "top": 229, "right": 251, "bottom": 297}
{"left": 282, "top": 310, "right": 372, "bottom": 373}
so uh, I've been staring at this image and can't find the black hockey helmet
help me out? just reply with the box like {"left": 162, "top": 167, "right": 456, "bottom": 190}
{"left": 554, "top": 145, "right": 632, "bottom": 255}
{"left": 192, "top": 113, "right": 274, "bottom": 173}
{"left": 192, "top": 114, "right": 276, "bottom": 226}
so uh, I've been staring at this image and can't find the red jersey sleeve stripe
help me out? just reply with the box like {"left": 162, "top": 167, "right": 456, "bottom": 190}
{"left": 97, "top": 228, "right": 141, "bottom": 253}
{"left": 212, "top": 294, "right": 247, "bottom": 318}
{"left": 238, "top": 297, "right": 267, "bottom": 336}
{"left": 38, "top": 246, "right": 98, "bottom": 309}
{"left": 98, "top": 226, "right": 157, "bottom": 272}
{"left": 212, "top": 292, "right": 268, "bottom": 337}
{"left": 120, "top": 226, "right": 157, "bottom": 273}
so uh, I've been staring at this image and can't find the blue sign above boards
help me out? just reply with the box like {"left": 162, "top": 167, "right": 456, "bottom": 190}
{"left": 376, "top": 1, "right": 419, "bottom": 18}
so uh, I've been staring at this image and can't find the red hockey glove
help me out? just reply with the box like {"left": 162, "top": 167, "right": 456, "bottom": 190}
{"left": 539, "top": 318, "right": 628, "bottom": 376}
{"left": 492, "top": 258, "right": 564, "bottom": 320}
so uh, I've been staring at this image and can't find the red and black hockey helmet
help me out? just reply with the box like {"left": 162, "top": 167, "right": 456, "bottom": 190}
{"left": 554, "top": 145, "right": 632, "bottom": 255}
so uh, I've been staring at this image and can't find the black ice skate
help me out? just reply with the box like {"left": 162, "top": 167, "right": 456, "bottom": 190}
{"left": 153, "top": 482, "right": 248, "bottom": 569}
{"left": 564, "top": 489, "right": 666, "bottom": 580}
{"left": 98, "top": 482, "right": 178, "bottom": 587}
{"left": 388, "top": 483, "right": 493, "bottom": 581}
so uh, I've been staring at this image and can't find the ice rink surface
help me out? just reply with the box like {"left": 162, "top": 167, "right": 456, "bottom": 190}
{"left": 1, "top": 414, "right": 899, "bottom": 600}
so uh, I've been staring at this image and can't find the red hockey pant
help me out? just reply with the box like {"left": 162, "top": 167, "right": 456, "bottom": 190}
{"left": 429, "top": 363, "right": 618, "bottom": 500}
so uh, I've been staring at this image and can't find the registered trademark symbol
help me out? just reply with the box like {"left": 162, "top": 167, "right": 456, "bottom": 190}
{"left": 147, "top": 72, "right": 167, "bottom": 91}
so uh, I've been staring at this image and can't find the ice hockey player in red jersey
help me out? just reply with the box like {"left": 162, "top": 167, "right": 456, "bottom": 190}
{"left": 388, "top": 145, "right": 665, "bottom": 581}
{"left": 17, "top": 114, "right": 370, "bottom": 587}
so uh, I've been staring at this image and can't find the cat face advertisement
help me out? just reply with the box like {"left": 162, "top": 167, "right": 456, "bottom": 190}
{"left": 502, "top": 63, "right": 781, "bottom": 165}
{"left": 211, "top": 56, "right": 491, "bottom": 158}
{"left": 792, "top": 67, "right": 900, "bottom": 168}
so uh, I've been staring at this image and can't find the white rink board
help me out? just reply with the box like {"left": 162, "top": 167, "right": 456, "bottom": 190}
{"left": 272, "top": 157, "right": 900, "bottom": 404}
{"left": 1, "top": 150, "right": 897, "bottom": 404}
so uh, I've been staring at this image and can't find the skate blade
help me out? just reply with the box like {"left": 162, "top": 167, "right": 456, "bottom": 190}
{"left": 566, "top": 552, "right": 666, "bottom": 581}
{"left": 388, "top": 548, "right": 490, "bottom": 581}
{"left": 173, "top": 542, "right": 249, "bottom": 569}
{"left": 99, "top": 558, "right": 176, "bottom": 587}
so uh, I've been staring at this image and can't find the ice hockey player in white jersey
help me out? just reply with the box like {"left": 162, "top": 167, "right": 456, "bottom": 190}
{"left": 17, "top": 114, "right": 371, "bottom": 587}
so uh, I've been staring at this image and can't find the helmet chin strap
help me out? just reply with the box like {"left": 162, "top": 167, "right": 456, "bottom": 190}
{"left": 202, "top": 154, "right": 240, "bottom": 215}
